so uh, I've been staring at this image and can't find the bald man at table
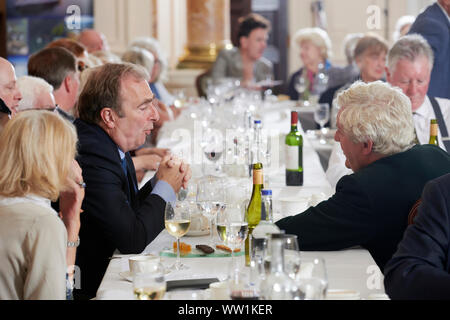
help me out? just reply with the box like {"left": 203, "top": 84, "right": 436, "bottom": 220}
{"left": 276, "top": 80, "right": 450, "bottom": 272}
{"left": 74, "top": 63, "right": 191, "bottom": 299}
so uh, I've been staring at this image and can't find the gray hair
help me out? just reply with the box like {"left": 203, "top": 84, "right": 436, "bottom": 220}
{"left": 336, "top": 80, "right": 415, "bottom": 156}
{"left": 129, "top": 37, "right": 168, "bottom": 82}
{"left": 343, "top": 33, "right": 364, "bottom": 64}
{"left": 294, "top": 27, "right": 332, "bottom": 60}
{"left": 121, "top": 46, "right": 155, "bottom": 75}
{"left": 16, "top": 75, "right": 53, "bottom": 111}
{"left": 387, "top": 34, "right": 434, "bottom": 74}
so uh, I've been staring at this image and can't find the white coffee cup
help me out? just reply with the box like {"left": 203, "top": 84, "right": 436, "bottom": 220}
{"left": 279, "top": 196, "right": 310, "bottom": 216}
{"left": 128, "top": 255, "right": 160, "bottom": 275}
{"left": 209, "top": 281, "right": 230, "bottom": 300}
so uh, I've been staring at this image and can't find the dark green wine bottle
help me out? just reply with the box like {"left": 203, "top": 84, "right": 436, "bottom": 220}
{"left": 245, "top": 162, "right": 263, "bottom": 266}
{"left": 429, "top": 119, "right": 439, "bottom": 146}
{"left": 285, "top": 111, "right": 303, "bottom": 186}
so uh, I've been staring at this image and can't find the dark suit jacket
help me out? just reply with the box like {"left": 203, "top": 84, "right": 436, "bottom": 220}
{"left": 74, "top": 119, "right": 166, "bottom": 298}
{"left": 408, "top": 3, "right": 450, "bottom": 99}
{"left": 276, "top": 144, "right": 450, "bottom": 271}
{"left": 384, "top": 173, "right": 450, "bottom": 299}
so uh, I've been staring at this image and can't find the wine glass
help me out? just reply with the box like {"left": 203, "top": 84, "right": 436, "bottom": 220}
{"left": 132, "top": 261, "right": 166, "bottom": 300}
{"left": 202, "top": 131, "right": 224, "bottom": 174}
{"left": 164, "top": 201, "right": 191, "bottom": 270}
{"left": 196, "top": 175, "right": 226, "bottom": 246}
{"left": 296, "top": 257, "right": 328, "bottom": 300}
{"left": 282, "top": 234, "right": 301, "bottom": 280}
{"left": 294, "top": 74, "right": 311, "bottom": 107}
{"left": 313, "top": 103, "right": 330, "bottom": 144}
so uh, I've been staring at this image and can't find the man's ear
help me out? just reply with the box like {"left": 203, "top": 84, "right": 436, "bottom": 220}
{"left": 63, "top": 75, "right": 71, "bottom": 93}
{"left": 99, "top": 108, "right": 116, "bottom": 129}
{"left": 362, "top": 140, "right": 374, "bottom": 155}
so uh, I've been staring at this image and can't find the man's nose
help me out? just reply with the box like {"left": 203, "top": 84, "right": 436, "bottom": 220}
{"left": 149, "top": 103, "right": 160, "bottom": 122}
{"left": 15, "top": 88, "right": 22, "bottom": 101}
{"left": 408, "top": 81, "right": 418, "bottom": 95}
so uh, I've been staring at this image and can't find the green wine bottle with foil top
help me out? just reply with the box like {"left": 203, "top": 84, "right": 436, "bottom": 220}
{"left": 285, "top": 111, "right": 303, "bottom": 186}
{"left": 245, "top": 162, "right": 264, "bottom": 266}
{"left": 429, "top": 119, "right": 439, "bottom": 146}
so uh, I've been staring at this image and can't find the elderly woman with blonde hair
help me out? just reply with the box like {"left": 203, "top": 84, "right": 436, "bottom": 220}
{"left": 287, "top": 27, "right": 333, "bottom": 101}
{"left": 0, "top": 110, "right": 84, "bottom": 299}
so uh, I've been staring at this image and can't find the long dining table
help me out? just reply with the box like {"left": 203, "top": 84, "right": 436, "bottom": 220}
{"left": 94, "top": 99, "right": 387, "bottom": 300}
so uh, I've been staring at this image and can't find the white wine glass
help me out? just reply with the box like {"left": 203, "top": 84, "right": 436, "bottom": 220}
{"left": 132, "top": 261, "right": 166, "bottom": 300}
{"left": 165, "top": 201, "right": 191, "bottom": 270}
{"left": 313, "top": 103, "right": 330, "bottom": 144}
{"left": 196, "top": 175, "right": 226, "bottom": 246}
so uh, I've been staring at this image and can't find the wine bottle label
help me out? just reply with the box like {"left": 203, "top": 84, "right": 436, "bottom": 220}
{"left": 430, "top": 124, "right": 438, "bottom": 136}
{"left": 253, "top": 169, "right": 263, "bottom": 185}
{"left": 286, "top": 145, "right": 299, "bottom": 170}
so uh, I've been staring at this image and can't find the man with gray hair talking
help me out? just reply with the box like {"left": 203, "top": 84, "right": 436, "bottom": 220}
{"left": 276, "top": 80, "right": 450, "bottom": 272}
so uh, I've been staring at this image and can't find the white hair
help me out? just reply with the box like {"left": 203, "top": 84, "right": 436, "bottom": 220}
{"left": 294, "top": 27, "right": 332, "bottom": 60}
{"left": 121, "top": 46, "right": 155, "bottom": 75}
{"left": 387, "top": 34, "right": 434, "bottom": 74}
{"left": 336, "top": 80, "right": 415, "bottom": 156}
{"left": 17, "top": 76, "right": 53, "bottom": 111}
{"left": 129, "top": 37, "right": 168, "bottom": 82}
{"left": 392, "top": 15, "right": 415, "bottom": 43}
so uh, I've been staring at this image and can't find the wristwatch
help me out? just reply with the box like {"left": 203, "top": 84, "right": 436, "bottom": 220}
{"left": 67, "top": 236, "right": 80, "bottom": 248}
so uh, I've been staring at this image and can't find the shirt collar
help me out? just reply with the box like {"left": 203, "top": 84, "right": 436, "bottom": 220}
{"left": 117, "top": 147, "right": 125, "bottom": 160}
{"left": 0, "top": 194, "right": 56, "bottom": 215}
{"left": 436, "top": 1, "right": 450, "bottom": 23}
{"left": 413, "top": 96, "right": 431, "bottom": 117}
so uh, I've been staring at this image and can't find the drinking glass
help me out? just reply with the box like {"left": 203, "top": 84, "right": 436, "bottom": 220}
{"left": 283, "top": 234, "right": 301, "bottom": 280}
{"left": 264, "top": 233, "right": 300, "bottom": 280}
{"left": 294, "top": 75, "right": 309, "bottom": 107}
{"left": 313, "top": 103, "right": 330, "bottom": 144}
{"left": 196, "top": 175, "right": 226, "bottom": 246}
{"left": 164, "top": 201, "right": 191, "bottom": 270}
{"left": 132, "top": 261, "right": 166, "bottom": 300}
{"left": 222, "top": 201, "right": 249, "bottom": 272}
{"left": 296, "top": 257, "right": 328, "bottom": 300}
{"left": 202, "top": 132, "right": 224, "bottom": 174}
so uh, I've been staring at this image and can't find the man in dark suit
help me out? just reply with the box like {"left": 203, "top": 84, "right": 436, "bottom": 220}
{"left": 384, "top": 173, "right": 450, "bottom": 299}
{"left": 276, "top": 80, "right": 450, "bottom": 272}
{"left": 73, "top": 63, "right": 191, "bottom": 299}
{"left": 408, "top": 0, "right": 450, "bottom": 99}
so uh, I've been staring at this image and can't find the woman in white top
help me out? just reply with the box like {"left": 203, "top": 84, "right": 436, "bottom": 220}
{"left": 0, "top": 110, "right": 84, "bottom": 299}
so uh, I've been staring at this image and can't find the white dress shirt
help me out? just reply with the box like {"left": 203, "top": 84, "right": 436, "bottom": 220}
{"left": 325, "top": 96, "right": 450, "bottom": 190}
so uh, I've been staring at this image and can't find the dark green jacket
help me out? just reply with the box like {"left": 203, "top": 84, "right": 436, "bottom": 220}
{"left": 276, "top": 144, "right": 450, "bottom": 272}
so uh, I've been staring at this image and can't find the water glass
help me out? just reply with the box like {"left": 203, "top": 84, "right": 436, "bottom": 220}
{"left": 296, "top": 257, "right": 328, "bottom": 300}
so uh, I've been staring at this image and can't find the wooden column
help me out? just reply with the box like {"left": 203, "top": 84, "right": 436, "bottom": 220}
{"left": 177, "top": 0, "right": 232, "bottom": 69}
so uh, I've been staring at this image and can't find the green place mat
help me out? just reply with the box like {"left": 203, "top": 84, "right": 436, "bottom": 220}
{"left": 159, "top": 248, "right": 244, "bottom": 258}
